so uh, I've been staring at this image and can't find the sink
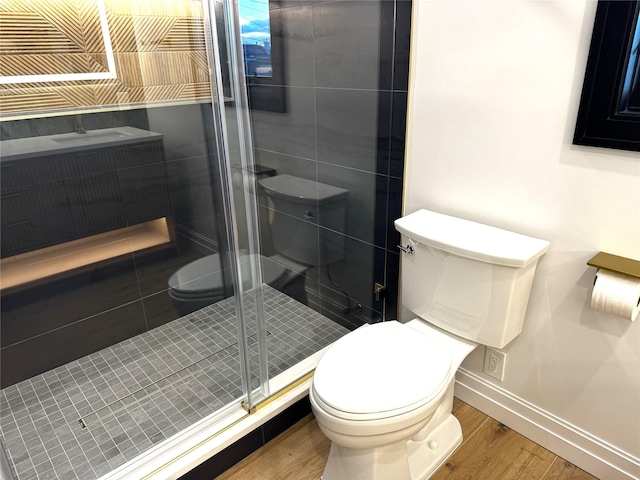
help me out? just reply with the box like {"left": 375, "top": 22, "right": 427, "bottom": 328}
{"left": 52, "top": 130, "right": 132, "bottom": 145}
{"left": 0, "top": 127, "right": 162, "bottom": 162}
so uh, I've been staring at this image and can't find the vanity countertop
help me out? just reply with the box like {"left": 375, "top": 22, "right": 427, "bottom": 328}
{"left": 0, "top": 126, "right": 163, "bottom": 162}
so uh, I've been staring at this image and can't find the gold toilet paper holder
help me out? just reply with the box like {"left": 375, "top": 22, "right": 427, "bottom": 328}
{"left": 587, "top": 252, "right": 640, "bottom": 279}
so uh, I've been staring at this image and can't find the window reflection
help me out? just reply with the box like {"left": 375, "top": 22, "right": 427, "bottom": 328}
{"left": 239, "top": 0, "right": 273, "bottom": 78}
{"left": 620, "top": 7, "right": 640, "bottom": 113}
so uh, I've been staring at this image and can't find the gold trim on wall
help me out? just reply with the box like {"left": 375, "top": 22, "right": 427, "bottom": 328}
{"left": 0, "top": 0, "right": 211, "bottom": 118}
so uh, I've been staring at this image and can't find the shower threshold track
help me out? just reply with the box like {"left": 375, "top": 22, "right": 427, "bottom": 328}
{"left": 0, "top": 285, "right": 348, "bottom": 480}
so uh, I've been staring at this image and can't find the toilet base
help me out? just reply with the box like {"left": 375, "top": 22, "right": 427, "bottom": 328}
{"left": 321, "top": 413, "right": 462, "bottom": 480}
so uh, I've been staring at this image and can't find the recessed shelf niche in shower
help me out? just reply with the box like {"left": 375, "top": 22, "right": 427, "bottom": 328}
{"left": 0, "top": 218, "right": 172, "bottom": 291}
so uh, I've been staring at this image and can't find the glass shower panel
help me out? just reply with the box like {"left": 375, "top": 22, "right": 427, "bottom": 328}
{"left": 0, "top": 0, "right": 406, "bottom": 474}
{"left": 221, "top": 0, "right": 407, "bottom": 403}
{"left": 214, "top": 0, "right": 362, "bottom": 404}
{"left": 0, "top": 1, "right": 256, "bottom": 478}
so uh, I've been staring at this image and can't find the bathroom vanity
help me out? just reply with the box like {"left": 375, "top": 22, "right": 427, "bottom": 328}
{"left": 0, "top": 127, "right": 173, "bottom": 288}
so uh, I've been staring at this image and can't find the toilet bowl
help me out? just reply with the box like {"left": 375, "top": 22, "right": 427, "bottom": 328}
{"left": 168, "top": 253, "right": 287, "bottom": 316}
{"left": 311, "top": 209, "right": 550, "bottom": 479}
{"left": 310, "top": 320, "right": 476, "bottom": 479}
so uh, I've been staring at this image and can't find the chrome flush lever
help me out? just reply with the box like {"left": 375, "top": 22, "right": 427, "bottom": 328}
{"left": 398, "top": 243, "right": 414, "bottom": 255}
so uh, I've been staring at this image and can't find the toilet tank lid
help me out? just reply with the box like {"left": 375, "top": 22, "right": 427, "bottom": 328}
{"left": 258, "top": 174, "right": 348, "bottom": 205}
{"left": 394, "top": 209, "right": 550, "bottom": 268}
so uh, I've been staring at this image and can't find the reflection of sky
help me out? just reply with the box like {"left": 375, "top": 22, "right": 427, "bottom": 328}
{"left": 620, "top": 13, "right": 639, "bottom": 109}
{"left": 239, "top": 0, "right": 270, "bottom": 44}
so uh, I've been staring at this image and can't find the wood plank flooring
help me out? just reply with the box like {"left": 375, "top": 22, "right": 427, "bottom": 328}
{"left": 216, "top": 398, "right": 599, "bottom": 480}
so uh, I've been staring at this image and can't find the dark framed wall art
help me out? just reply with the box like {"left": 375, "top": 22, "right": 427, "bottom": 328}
{"left": 574, "top": 0, "right": 640, "bottom": 152}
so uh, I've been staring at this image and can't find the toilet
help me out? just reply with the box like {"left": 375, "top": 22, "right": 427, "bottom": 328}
{"left": 169, "top": 174, "right": 349, "bottom": 315}
{"left": 310, "top": 209, "right": 550, "bottom": 480}
{"left": 257, "top": 174, "right": 349, "bottom": 304}
{"left": 258, "top": 174, "right": 349, "bottom": 267}
{"left": 168, "top": 253, "right": 287, "bottom": 316}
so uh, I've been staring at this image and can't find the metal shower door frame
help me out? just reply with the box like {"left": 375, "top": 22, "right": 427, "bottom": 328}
{"left": 201, "top": 0, "right": 270, "bottom": 411}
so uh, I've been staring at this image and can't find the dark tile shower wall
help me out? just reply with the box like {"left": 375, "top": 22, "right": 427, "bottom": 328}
{"left": 253, "top": 0, "right": 410, "bottom": 327}
{"left": 0, "top": 105, "right": 225, "bottom": 387}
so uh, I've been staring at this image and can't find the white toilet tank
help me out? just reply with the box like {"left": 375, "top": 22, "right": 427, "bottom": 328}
{"left": 395, "top": 209, "right": 550, "bottom": 348}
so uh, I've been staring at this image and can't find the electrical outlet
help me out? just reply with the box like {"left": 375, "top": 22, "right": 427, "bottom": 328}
{"left": 483, "top": 347, "right": 507, "bottom": 381}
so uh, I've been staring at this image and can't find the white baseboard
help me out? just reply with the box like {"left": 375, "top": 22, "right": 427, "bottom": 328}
{"left": 454, "top": 368, "right": 639, "bottom": 480}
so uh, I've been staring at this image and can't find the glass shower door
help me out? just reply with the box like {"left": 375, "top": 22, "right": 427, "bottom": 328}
{"left": 1, "top": 0, "right": 406, "bottom": 474}
{"left": 0, "top": 0, "right": 265, "bottom": 478}
{"left": 208, "top": 0, "right": 353, "bottom": 410}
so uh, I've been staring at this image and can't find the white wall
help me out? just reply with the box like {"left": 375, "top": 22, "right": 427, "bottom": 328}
{"left": 402, "top": 1, "right": 640, "bottom": 478}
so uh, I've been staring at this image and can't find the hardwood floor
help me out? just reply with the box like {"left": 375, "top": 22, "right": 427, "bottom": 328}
{"left": 216, "top": 398, "right": 599, "bottom": 480}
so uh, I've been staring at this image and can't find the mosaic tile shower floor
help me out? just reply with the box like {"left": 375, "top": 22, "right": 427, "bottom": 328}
{"left": 0, "top": 285, "right": 349, "bottom": 480}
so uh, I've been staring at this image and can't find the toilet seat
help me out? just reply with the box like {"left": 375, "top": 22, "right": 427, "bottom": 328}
{"left": 169, "top": 254, "right": 229, "bottom": 298}
{"left": 168, "top": 253, "right": 287, "bottom": 298}
{"left": 312, "top": 321, "right": 452, "bottom": 422}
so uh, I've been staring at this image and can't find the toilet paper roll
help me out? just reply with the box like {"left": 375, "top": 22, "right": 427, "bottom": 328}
{"left": 591, "top": 269, "right": 640, "bottom": 321}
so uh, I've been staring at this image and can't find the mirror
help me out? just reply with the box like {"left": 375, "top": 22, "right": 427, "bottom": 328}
{"left": 0, "top": 0, "right": 116, "bottom": 85}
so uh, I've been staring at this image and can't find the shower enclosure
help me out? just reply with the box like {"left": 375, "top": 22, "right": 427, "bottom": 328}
{"left": 0, "top": 0, "right": 409, "bottom": 478}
